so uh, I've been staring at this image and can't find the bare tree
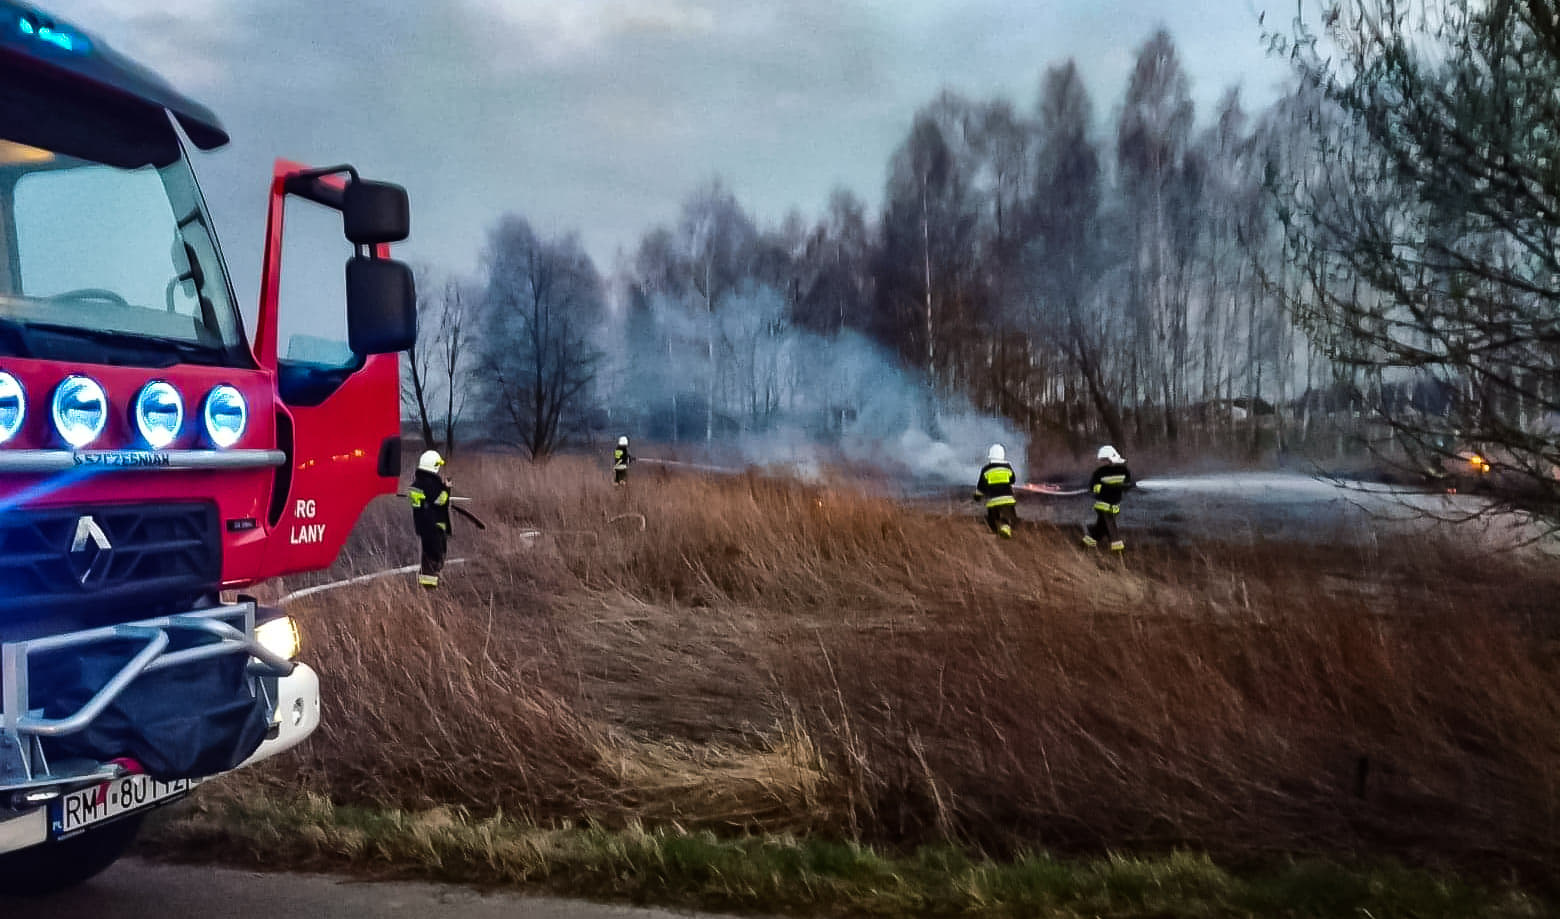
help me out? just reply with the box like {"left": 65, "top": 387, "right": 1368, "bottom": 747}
{"left": 1029, "top": 60, "right": 1127, "bottom": 447}
{"left": 480, "top": 215, "right": 605, "bottom": 459}
{"left": 436, "top": 279, "right": 473, "bottom": 455}
{"left": 1194, "top": 87, "right": 1275, "bottom": 451}
{"left": 680, "top": 180, "right": 759, "bottom": 443}
{"left": 400, "top": 271, "right": 474, "bottom": 455}
{"left": 1280, "top": 0, "right": 1560, "bottom": 518}
{"left": 874, "top": 97, "right": 990, "bottom": 434}
{"left": 401, "top": 267, "right": 442, "bottom": 450}
{"left": 1118, "top": 29, "right": 1199, "bottom": 442}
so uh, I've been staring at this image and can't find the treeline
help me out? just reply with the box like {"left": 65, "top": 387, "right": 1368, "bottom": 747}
{"left": 611, "top": 28, "right": 1329, "bottom": 459}
{"left": 409, "top": 26, "right": 1326, "bottom": 462}
{"left": 411, "top": 3, "right": 1560, "bottom": 510}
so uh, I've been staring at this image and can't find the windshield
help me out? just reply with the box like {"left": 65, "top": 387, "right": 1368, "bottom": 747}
{"left": 0, "top": 133, "right": 248, "bottom": 368}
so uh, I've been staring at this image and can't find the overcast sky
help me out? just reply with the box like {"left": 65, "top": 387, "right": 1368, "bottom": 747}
{"left": 48, "top": 0, "right": 1290, "bottom": 308}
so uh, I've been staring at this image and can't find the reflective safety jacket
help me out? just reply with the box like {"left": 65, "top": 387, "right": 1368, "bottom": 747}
{"left": 409, "top": 468, "right": 453, "bottom": 537}
{"left": 1088, "top": 462, "right": 1134, "bottom": 514}
{"left": 975, "top": 461, "right": 1018, "bottom": 508}
{"left": 613, "top": 447, "right": 633, "bottom": 471}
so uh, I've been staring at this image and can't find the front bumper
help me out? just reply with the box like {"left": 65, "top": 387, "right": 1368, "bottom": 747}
{"left": 0, "top": 803, "right": 44, "bottom": 856}
{"left": 241, "top": 662, "right": 320, "bottom": 769}
{"left": 0, "top": 656, "right": 319, "bottom": 857}
{"left": 0, "top": 602, "right": 313, "bottom": 855}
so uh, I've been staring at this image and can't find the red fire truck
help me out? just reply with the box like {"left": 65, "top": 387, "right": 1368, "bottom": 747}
{"left": 0, "top": 2, "right": 415, "bottom": 893}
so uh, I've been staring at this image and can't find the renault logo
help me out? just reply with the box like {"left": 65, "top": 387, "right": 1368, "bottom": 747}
{"left": 68, "top": 515, "right": 113, "bottom": 586}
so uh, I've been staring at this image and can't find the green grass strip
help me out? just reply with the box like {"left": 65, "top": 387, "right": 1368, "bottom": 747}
{"left": 141, "top": 789, "right": 1545, "bottom": 919}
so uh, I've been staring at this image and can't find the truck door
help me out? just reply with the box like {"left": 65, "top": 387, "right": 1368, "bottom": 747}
{"left": 252, "top": 161, "right": 413, "bottom": 577}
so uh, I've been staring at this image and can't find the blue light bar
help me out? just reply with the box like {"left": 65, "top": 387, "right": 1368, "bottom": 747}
{"left": 17, "top": 13, "right": 89, "bottom": 54}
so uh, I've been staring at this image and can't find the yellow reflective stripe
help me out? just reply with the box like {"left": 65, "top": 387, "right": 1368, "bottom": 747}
{"left": 986, "top": 496, "right": 1017, "bottom": 507}
{"left": 1093, "top": 501, "right": 1120, "bottom": 514}
{"left": 1092, "top": 484, "right": 1101, "bottom": 494}
{"left": 984, "top": 468, "right": 1014, "bottom": 485}
{"left": 437, "top": 522, "right": 449, "bottom": 532}
{"left": 1081, "top": 535, "right": 1098, "bottom": 547}
{"left": 418, "top": 575, "right": 439, "bottom": 586}
{"left": 1100, "top": 475, "right": 1127, "bottom": 485}
{"left": 435, "top": 492, "right": 449, "bottom": 506}
{"left": 408, "top": 488, "right": 425, "bottom": 508}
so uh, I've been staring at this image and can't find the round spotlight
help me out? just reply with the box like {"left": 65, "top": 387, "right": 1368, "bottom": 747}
{"left": 134, "top": 380, "right": 184, "bottom": 449}
{"left": 203, "top": 385, "right": 247, "bottom": 448}
{"left": 0, "top": 372, "right": 24, "bottom": 444}
{"left": 52, "top": 375, "right": 107, "bottom": 448}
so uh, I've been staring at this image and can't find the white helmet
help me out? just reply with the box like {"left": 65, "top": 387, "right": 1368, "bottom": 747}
{"left": 987, "top": 443, "right": 1006, "bottom": 464}
{"left": 618, "top": 436, "right": 629, "bottom": 447}
{"left": 417, "top": 449, "right": 445, "bottom": 473}
{"left": 1097, "top": 445, "right": 1124, "bottom": 464}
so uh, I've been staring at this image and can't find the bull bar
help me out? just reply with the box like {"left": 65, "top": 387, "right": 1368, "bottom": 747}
{"left": 0, "top": 602, "right": 294, "bottom": 803}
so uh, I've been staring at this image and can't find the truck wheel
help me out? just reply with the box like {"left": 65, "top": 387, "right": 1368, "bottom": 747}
{"left": 0, "top": 814, "right": 144, "bottom": 896}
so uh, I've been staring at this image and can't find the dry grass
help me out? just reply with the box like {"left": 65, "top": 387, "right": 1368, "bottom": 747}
{"left": 234, "top": 455, "right": 1560, "bottom": 890}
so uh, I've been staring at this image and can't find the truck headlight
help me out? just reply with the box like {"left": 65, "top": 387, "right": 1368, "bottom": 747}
{"left": 203, "top": 385, "right": 247, "bottom": 448}
{"left": 0, "top": 372, "right": 24, "bottom": 443}
{"left": 52, "top": 375, "right": 107, "bottom": 448}
{"left": 134, "top": 381, "right": 184, "bottom": 449}
{"left": 255, "top": 616, "right": 302, "bottom": 661}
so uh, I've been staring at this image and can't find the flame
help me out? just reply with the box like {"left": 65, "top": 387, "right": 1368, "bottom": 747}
{"left": 0, "top": 140, "right": 54, "bottom": 165}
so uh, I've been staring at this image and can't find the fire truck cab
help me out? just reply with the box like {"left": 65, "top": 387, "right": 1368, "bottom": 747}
{"left": 0, "top": 2, "right": 415, "bottom": 893}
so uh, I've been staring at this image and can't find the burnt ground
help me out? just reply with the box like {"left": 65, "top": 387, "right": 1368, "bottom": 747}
{"left": 920, "top": 472, "right": 1548, "bottom": 551}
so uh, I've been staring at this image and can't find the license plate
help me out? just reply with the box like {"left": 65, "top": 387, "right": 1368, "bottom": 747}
{"left": 51, "top": 776, "right": 193, "bottom": 837}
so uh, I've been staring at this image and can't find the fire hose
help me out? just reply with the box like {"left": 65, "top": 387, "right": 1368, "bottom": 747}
{"left": 277, "top": 559, "right": 471, "bottom": 604}
{"left": 1015, "top": 483, "right": 1090, "bottom": 497}
{"left": 635, "top": 457, "right": 743, "bottom": 476}
{"left": 394, "top": 492, "right": 489, "bottom": 529}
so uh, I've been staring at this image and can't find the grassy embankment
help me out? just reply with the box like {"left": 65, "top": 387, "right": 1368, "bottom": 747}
{"left": 147, "top": 457, "right": 1560, "bottom": 916}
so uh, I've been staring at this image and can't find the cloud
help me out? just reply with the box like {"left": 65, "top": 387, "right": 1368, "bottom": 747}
{"left": 41, "top": 0, "right": 1291, "bottom": 314}
{"left": 461, "top": 0, "right": 719, "bottom": 65}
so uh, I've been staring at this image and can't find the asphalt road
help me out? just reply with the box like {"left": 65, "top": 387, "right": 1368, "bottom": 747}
{"left": 0, "top": 858, "right": 724, "bottom": 919}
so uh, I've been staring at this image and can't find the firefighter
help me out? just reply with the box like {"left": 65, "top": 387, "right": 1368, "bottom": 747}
{"left": 408, "top": 449, "right": 453, "bottom": 588}
{"left": 973, "top": 443, "right": 1018, "bottom": 538}
{"left": 1083, "top": 445, "right": 1133, "bottom": 552}
{"left": 613, "top": 435, "right": 634, "bottom": 485}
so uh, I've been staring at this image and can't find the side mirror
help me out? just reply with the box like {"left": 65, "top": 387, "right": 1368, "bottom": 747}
{"left": 346, "top": 256, "right": 416, "bottom": 354}
{"left": 342, "top": 180, "right": 410, "bottom": 245}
